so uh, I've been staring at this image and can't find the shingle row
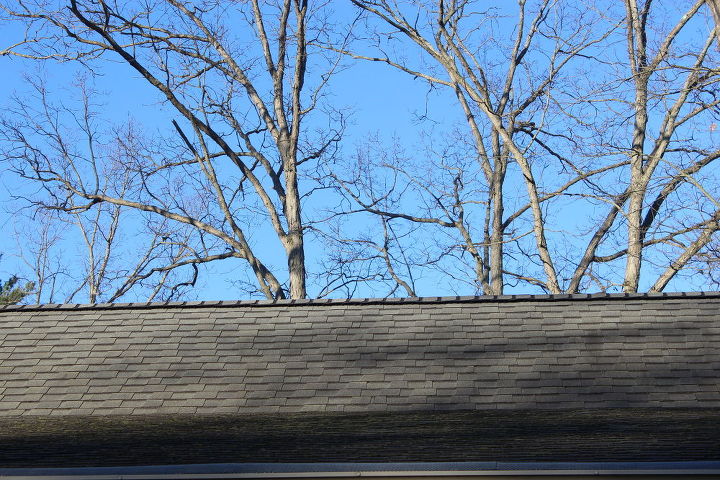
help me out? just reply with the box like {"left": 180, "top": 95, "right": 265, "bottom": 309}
{"left": 0, "top": 296, "right": 719, "bottom": 415}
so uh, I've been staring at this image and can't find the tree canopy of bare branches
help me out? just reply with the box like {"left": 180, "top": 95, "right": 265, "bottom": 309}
{"left": 2, "top": 0, "right": 720, "bottom": 301}
{"left": 1, "top": 0, "right": 345, "bottom": 301}
{"left": 326, "top": 0, "right": 720, "bottom": 295}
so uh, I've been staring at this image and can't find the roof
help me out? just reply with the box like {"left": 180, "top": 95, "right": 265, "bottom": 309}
{"left": 1, "top": 409, "right": 720, "bottom": 468}
{"left": 1, "top": 292, "right": 719, "bottom": 469}
{"left": 2, "top": 291, "right": 719, "bottom": 416}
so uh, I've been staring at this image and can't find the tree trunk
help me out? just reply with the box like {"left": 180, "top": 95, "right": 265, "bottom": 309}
{"left": 283, "top": 151, "right": 307, "bottom": 299}
{"left": 489, "top": 159, "right": 506, "bottom": 295}
{"left": 623, "top": 182, "right": 644, "bottom": 292}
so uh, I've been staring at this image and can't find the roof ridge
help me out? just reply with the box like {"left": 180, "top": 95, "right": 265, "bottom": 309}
{"left": 0, "top": 290, "right": 718, "bottom": 312}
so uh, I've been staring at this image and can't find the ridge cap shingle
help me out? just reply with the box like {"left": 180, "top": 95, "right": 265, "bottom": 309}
{"left": 0, "top": 290, "right": 716, "bottom": 312}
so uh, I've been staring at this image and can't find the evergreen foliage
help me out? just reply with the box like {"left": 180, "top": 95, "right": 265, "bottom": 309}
{"left": 0, "top": 276, "right": 33, "bottom": 305}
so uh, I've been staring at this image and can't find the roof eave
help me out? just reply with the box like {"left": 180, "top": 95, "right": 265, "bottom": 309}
{"left": 2, "top": 462, "right": 720, "bottom": 480}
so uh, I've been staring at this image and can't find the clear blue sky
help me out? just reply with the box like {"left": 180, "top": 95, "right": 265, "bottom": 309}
{"left": 0, "top": 1, "right": 711, "bottom": 302}
{"left": 0, "top": 6, "right": 464, "bottom": 300}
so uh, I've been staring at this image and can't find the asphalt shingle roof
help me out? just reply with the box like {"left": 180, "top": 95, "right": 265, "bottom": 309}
{"left": 2, "top": 409, "right": 720, "bottom": 467}
{"left": 0, "top": 292, "right": 719, "bottom": 416}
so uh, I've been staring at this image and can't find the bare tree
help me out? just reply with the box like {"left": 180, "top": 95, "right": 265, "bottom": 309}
{"left": 3, "top": 78, "right": 209, "bottom": 303}
{"left": 333, "top": 0, "right": 720, "bottom": 294}
{"left": 615, "top": 0, "right": 720, "bottom": 292}
{"left": 12, "top": 211, "right": 64, "bottom": 304}
{"left": 328, "top": 0, "right": 619, "bottom": 294}
{"left": 4, "top": 0, "right": 719, "bottom": 299}
{"left": 708, "top": 0, "right": 720, "bottom": 45}
{"left": 563, "top": 0, "right": 720, "bottom": 293}
{"left": 1, "top": 0, "right": 344, "bottom": 300}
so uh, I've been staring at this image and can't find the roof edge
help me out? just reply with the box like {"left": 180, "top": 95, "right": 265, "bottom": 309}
{"left": 2, "top": 461, "right": 720, "bottom": 478}
{"left": 1, "top": 291, "right": 719, "bottom": 312}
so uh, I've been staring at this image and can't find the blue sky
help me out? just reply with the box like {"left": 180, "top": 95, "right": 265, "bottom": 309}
{"left": 0, "top": 1, "right": 715, "bottom": 301}
{"left": 0, "top": 7, "right": 461, "bottom": 300}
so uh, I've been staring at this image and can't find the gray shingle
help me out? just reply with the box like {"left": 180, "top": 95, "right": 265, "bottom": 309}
{"left": 1, "top": 293, "right": 720, "bottom": 415}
